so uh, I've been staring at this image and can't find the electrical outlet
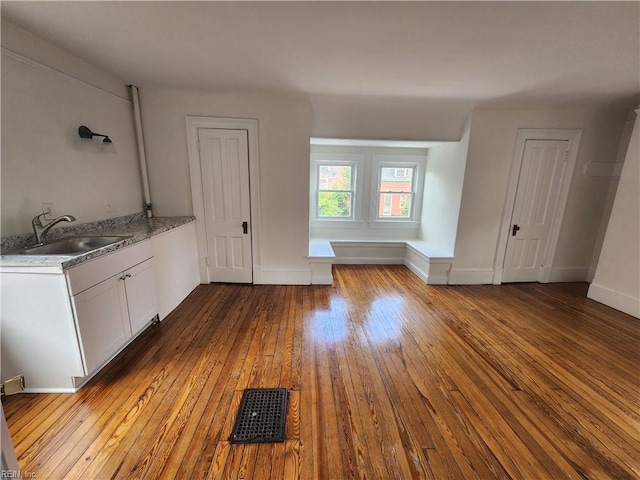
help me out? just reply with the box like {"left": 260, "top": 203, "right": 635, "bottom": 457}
{"left": 42, "top": 203, "right": 55, "bottom": 220}
{"left": 104, "top": 200, "right": 112, "bottom": 213}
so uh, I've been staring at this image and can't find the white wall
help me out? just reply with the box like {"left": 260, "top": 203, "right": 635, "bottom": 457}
{"left": 589, "top": 112, "right": 636, "bottom": 278}
{"left": 2, "top": 19, "right": 632, "bottom": 290}
{"left": 138, "top": 88, "right": 312, "bottom": 280}
{"left": 1, "top": 21, "right": 143, "bottom": 237}
{"left": 451, "top": 107, "right": 628, "bottom": 284}
{"left": 420, "top": 114, "right": 471, "bottom": 255}
{"left": 588, "top": 112, "right": 639, "bottom": 318}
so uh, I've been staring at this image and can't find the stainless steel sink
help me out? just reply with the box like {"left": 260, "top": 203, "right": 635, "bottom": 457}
{"left": 3, "top": 236, "right": 131, "bottom": 255}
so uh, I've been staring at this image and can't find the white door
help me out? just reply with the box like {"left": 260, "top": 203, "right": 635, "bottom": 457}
{"left": 198, "top": 128, "right": 253, "bottom": 283}
{"left": 502, "top": 140, "right": 570, "bottom": 283}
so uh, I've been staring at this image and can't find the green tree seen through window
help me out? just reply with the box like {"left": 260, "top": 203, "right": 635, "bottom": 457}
{"left": 318, "top": 165, "right": 352, "bottom": 217}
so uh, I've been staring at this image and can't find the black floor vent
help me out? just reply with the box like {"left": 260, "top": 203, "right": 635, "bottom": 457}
{"left": 229, "top": 388, "right": 288, "bottom": 444}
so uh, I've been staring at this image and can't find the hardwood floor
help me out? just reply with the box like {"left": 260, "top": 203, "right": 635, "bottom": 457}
{"left": 3, "top": 265, "right": 639, "bottom": 479}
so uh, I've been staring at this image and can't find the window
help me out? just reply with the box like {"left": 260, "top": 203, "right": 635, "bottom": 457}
{"left": 310, "top": 151, "right": 425, "bottom": 228}
{"left": 315, "top": 161, "right": 357, "bottom": 219}
{"left": 376, "top": 165, "right": 415, "bottom": 219}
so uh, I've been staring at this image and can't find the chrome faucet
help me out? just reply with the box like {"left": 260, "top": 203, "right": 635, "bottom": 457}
{"left": 32, "top": 213, "right": 76, "bottom": 245}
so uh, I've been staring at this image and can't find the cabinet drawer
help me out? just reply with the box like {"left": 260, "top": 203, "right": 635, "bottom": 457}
{"left": 65, "top": 241, "right": 153, "bottom": 295}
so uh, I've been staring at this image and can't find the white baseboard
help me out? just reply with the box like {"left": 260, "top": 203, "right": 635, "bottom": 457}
{"left": 23, "top": 387, "right": 77, "bottom": 394}
{"left": 426, "top": 271, "right": 450, "bottom": 285}
{"left": 331, "top": 242, "right": 406, "bottom": 266}
{"left": 254, "top": 267, "right": 312, "bottom": 285}
{"left": 448, "top": 268, "right": 495, "bottom": 285}
{"left": 310, "top": 273, "right": 333, "bottom": 285}
{"left": 548, "top": 267, "right": 590, "bottom": 283}
{"left": 405, "top": 258, "right": 429, "bottom": 284}
{"left": 587, "top": 266, "right": 597, "bottom": 283}
{"left": 335, "top": 257, "right": 405, "bottom": 265}
{"left": 587, "top": 283, "right": 640, "bottom": 319}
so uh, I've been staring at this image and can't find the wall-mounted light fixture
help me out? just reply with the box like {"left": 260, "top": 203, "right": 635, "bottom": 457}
{"left": 78, "top": 125, "right": 112, "bottom": 144}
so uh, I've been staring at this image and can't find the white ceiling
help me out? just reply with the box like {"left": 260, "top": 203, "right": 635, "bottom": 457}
{"left": 2, "top": 1, "right": 639, "bottom": 138}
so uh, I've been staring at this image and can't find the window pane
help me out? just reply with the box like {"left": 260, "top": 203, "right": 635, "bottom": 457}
{"left": 379, "top": 193, "right": 411, "bottom": 218}
{"left": 382, "top": 193, "right": 392, "bottom": 215}
{"left": 318, "top": 192, "right": 352, "bottom": 217}
{"left": 319, "top": 165, "right": 352, "bottom": 191}
{"left": 380, "top": 167, "right": 412, "bottom": 192}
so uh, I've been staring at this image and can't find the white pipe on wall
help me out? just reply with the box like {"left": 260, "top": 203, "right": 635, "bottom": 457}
{"left": 130, "top": 84, "right": 153, "bottom": 218}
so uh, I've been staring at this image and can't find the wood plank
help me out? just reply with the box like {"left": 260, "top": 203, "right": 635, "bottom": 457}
{"left": 60, "top": 285, "right": 243, "bottom": 479}
{"left": 19, "top": 286, "right": 221, "bottom": 478}
{"left": 3, "top": 265, "right": 639, "bottom": 479}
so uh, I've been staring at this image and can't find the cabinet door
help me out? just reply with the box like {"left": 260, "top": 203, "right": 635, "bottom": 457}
{"left": 73, "top": 275, "right": 131, "bottom": 374}
{"left": 152, "top": 223, "right": 199, "bottom": 320}
{"left": 124, "top": 258, "right": 159, "bottom": 336}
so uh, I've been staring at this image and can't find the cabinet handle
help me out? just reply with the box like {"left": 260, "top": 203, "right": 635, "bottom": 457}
{"left": 119, "top": 273, "right": 132, "bottom": 281}
{"left": 125, "top": 273, "right": 131, "bottom": 278}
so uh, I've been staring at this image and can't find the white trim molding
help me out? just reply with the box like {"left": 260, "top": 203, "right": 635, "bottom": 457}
{"left": 588, "top": 283, "right": 640, "bottom": 319}
{"left": 185, "top": 116, "right": 263, "bottom": 284}
{"left": 1, "top": 47, "right": 131, "bottom": 104}
{"left": 494, "top": 128, "right": 582, "bottom": 284}
{"left": 257, "top": 268, "right": 312, "bottom": 286}
{"left": 548, "top": 266, "right": 591, "bottom": 283}
{"left": 310, "top": 153, "right": 364, "bottom": 225}
{"left": 331, "top": 241, "right": 406, "bottom": 265}
{"left": 449, "top": 268, "right": 495, "bottom": 285}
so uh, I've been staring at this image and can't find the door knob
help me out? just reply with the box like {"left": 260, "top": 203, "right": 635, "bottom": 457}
{"left": 242, "top": 221, "right": 248, "bottom": 234}
{"left": 512, "top": 224, "right": 521, "bottom": 236}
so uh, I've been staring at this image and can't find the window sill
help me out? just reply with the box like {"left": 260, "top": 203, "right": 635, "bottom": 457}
{"left": 310, "top": 219, "right": 365, "bottom": 229}
{"left": 367, "top": 220, "right": 420, "bottom": 230}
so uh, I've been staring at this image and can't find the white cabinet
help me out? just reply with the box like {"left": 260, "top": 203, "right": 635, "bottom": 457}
{"left": 67, "top": 242, "right": 158, "bottom": 378}
{"left": 0, "top": 268, "right": 85, "bottom": 392}
{"left": 0, "top": 222, "right": 199, "bottom": 393}
{"left": 124, "top": 259, "right": 158, "bottom": 336}
{"left": 151, "top": 222, "right": 200, "bottom": 320}
{"left": 1, "top": 240, "right": 158, "bottom": 392}
{"left": 73, "top": 273, "right": 131, "bottom": 374}
{"left": 71, "top": 258, "right": 157, "bottom": 374}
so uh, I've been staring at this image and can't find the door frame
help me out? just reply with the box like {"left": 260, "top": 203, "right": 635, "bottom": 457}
{"left": 186, "top": 116, "right": 263, "bottom": 284}
{"left": 2, "top": 403, "right": 20, "bottom": 474}
{"left": 493, "top": 129, "right": 582, "bottom": 284}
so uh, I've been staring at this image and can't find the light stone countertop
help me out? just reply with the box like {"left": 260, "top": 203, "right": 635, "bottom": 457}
{"left": 0, "top": 214, "right": 195, "bottom": 269}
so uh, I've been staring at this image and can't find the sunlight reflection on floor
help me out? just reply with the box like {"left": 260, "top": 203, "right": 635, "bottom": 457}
{"left": 366, "top": 296, "right": 404, "bottom": 343}
{"left": 309, "top": 294, "right": 405, "bottom": 344}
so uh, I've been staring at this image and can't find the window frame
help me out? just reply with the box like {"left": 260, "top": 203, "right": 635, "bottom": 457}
{"left": 310, "top": 153, "right": 364, "bottom": 226}
{"left": 370, "top": 155, "right": 426, "bottom": 227}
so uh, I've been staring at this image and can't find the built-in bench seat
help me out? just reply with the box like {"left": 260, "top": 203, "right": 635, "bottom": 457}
{"left": 308, "top": 239, "right": 336, "bottom": 284}
{"left": 308, "top": 239, "right": 453, "bottom": 285}
{"left": 404, "top": 240, "right": 454, "bottom": 285}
